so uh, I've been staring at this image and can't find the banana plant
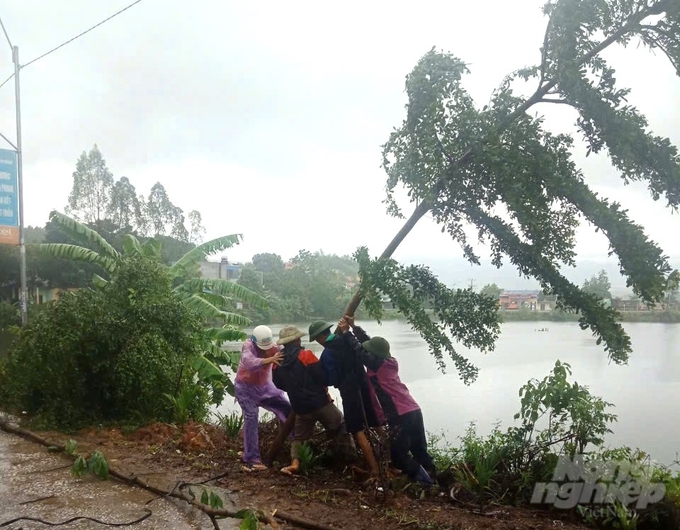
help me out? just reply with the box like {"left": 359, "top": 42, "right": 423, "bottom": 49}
{"left": 40, "top": 210, "right": 267, "bottom": 401}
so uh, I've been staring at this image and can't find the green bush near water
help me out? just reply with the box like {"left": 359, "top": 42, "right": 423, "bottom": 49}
{"left": 427, "top": 360, "right": 680, "bottom": 529}
{"left": 0, "top": 255, "right": 212, "bottom": 430}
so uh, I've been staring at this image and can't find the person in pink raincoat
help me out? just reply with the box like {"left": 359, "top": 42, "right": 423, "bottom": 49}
{"left": 234, "top": 325, "right": 292, "bottom": 471}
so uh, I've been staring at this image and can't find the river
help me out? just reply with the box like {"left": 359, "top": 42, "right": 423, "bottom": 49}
{"left": 220, "top": 321, "right": 680, "bottom": 467}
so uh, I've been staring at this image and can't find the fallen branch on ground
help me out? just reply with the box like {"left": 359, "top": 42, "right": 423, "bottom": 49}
{"left": 0, "top": 510, "right": 151, "bottom": 527}
{"left": 0, "top": 418, "right": 339, "bottom": 530}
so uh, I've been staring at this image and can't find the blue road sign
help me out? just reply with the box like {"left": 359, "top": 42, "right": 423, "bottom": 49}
{"left": 0, "top": 148, "right": 19, "bottom": 245}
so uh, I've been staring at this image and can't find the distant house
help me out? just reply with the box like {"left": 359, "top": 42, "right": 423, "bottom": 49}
{"left": 537, "top": 299, "right": 554, "bottom": 312}
{"left": 381, "top": 293, "right": 395, "bottom": 310}
{"left": 0, "top": 285, "right": 77, "bottom": 306}
{"left": 612, "top": 297, "right": 661, "bottom": 311}
{"left": 499, "top": 290, "right": 540, "bottom": 311}
{"left": 199, "top": 258, "right": 241, "bottom": 282}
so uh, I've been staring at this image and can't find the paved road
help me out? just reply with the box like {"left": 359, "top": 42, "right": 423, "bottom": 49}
{"left": 0, "top": 428, "right": 240, "bottom": 529}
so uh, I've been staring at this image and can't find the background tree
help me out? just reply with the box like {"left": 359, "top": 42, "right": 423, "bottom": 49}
{"left": 188, "top": 210, "right": 206, "bottom": 244}
{"left": 251, "top": 252, "right": 286, "bottom": 294}
{"left": 582, "top": 270, "right": 612, "bottom": 301}
{"left": 66, "top": 144, "right": 114, "bottom": 223}
{"left": 252, "top": 253, "right": 286, "bottom": 274}
{"left": 24, "top": 226, "right": 46, "bottom": 244}
{"left": 480, "top": 283, "right": 503, "bottom": 300}
{"left": 107, "top": 176, "right": 139, "bottom": 230}
{"left": 237, "top": 250, "right": 360, "bottom": 322}
{"left": 146, "top": 182, "right": 187, "bottom": 240}
{"left": 351, "top": 0, "right": 680, "bottom": 383}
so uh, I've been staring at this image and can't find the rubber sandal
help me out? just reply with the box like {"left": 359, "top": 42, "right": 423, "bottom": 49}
{"left": 241, "top": 463, "right": 267, "bottom": 472}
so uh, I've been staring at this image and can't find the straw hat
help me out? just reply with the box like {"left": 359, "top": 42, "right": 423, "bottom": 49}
{"left": 277, "top": 325, "right": 307, "bottom": 345}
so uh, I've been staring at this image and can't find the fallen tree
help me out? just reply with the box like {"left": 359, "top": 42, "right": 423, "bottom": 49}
{"left": 266, "top": 0, "right": 680, "bottom": 459}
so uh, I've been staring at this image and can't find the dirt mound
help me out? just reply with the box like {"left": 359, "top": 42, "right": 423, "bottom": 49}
{"left": 127, "top": 422, "right": 179, "bottom": 445}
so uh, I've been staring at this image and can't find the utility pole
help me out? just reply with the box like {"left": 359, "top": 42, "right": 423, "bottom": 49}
{"left": 13, "top": 45, "right": 27, "bottom": 324}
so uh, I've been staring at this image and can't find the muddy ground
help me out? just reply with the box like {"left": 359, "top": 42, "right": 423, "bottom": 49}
{"left": 2, "top": 418, "right": 593, "bottom": 530}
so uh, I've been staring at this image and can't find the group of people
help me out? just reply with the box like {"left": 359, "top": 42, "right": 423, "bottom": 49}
{"left": 232, "top": 315, "right": 436, "bottom": 487}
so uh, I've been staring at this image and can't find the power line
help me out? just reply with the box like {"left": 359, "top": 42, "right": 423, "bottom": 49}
{"left": 0, "top": 16, "right": 12, "bottom": 51}
{"left": 22, "top": 0, "right": 143, "bottom": 70}
{"left": 0, "top": 0, "right": 143, "bottom": 87}
{"left": 0, "top": 72, "right": 12, "bottom": 90}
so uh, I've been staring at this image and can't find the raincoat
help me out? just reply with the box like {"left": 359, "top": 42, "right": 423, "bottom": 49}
{"left": 234, "top": 339, "right": 292, "bottom": 464}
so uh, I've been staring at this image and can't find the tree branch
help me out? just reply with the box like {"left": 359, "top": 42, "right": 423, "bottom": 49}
{"left": 538, "top": 97, "right": 574, "bottom": 105}
{"left": 0, "top": 419, "right": 338, "bottom": 530}
{"left": 0, "top": 512, "right": 151, "bottom": 528}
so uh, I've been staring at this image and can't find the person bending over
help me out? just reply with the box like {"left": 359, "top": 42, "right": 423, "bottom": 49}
{"left": 272, "top": 325, "right": 356, "bottom": 475}
{"left": 309, "top": 319, "right": 384, "bottom": 477}
{"left": 234, "top": 325, "right": 292, "bottom": 471}
{"left": 338, "top": 316, "right": 435, "bottom": 487}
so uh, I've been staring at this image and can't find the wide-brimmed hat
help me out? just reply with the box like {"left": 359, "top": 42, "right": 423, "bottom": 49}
{"left": 308, "top": 320, "right": 332, "bottom": 341}
{"left": 277, "top": 325, "right": 307, "bottom": 345}
{"left": 362, "top": 336, "right": 391, "bottom": 359}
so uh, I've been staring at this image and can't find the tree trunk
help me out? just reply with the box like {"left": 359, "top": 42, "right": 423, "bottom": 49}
{"left": 265, "top": 201, "right": 431, "bottom": 461}
{"left": 262, "top": 411, "right": 296, "bottom": 466}
{"left": 341, "top": 199, "right": 431, "bottom": 320}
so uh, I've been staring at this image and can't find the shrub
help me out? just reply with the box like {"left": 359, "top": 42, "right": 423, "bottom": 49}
{"left": 0, "top": 301, "right": 20, "bottom": 331}
{"left": 214, "top": 410, "right": 244, "bottom": 439}
{"left": 0, "top": 255, "right": 211, "bottom": 429}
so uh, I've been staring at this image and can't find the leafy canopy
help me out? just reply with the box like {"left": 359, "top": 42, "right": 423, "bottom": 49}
{"left": 358, "top": 0, "right": 680, "bottom": 382}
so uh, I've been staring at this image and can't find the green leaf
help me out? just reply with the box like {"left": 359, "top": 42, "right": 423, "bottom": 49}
{"left": 180, "top": 278, "right": 268, "bottom": 308}
{"left": 169, "top": 234, "right": 243, "bottom": 279}
{"left": 141, "top": 238, "right": 162, "bottom": 259}
{"left": 122, "top": 234, "right": 142, "bottom": 256}
{"left": 190, "top": 354, "right": 226, "bottom": 382}
{"left": 204, "top": 327, "right": 247, "bottom": 343}
{"left": 71, "top": 455, "right": 88, "bottom": 477}
{"left": 209, "top": 491, "right": 224, "bottom": 509}
{"left": 65, "top": 439, "right": 78, "bottom": 456}
{"left": 41, "top": 243, "right": 118, "bottom": 274}
{"left": 87, "top": 450, "right": 110, "bottom": 480}
{"left": 181, "top": 294, "right": 251, "bottom": 326}
{"left": 48, "top": 211, "right": 120, "bottom": 260}
{"left": 92, "top": 274, "right": 109, "bottom": 289}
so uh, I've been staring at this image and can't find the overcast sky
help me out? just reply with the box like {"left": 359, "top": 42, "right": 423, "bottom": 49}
{"left": 1, "top": 0, "right": 678, "bottom": 276}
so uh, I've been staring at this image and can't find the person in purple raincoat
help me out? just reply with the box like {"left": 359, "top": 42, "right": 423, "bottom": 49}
{"left": 234, "top": 325, "right": 292, "bottom": 471}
